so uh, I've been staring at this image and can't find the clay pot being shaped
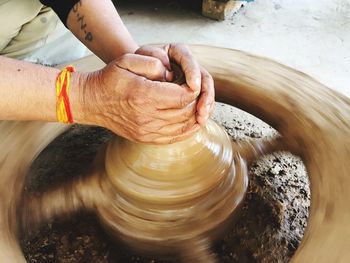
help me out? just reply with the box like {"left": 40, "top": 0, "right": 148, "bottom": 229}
{"left": 97, "top": 119, "right": 249, "bottom": 258}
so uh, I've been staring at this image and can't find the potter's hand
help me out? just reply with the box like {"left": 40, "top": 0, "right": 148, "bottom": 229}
{"left": 78, "top": 54, "right": 200, "bottom": 144}
{"left": 136, "top": 44, "right": 215, "bottom": 125}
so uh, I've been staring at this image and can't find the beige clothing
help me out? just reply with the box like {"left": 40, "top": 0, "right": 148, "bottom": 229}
{"left": 0, "top": 0, "right": 87, "bottom": 65}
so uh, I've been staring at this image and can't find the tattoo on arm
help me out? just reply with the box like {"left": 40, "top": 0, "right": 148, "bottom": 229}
{"left": 72, "top": 1, "right": 93, "bottom": 42}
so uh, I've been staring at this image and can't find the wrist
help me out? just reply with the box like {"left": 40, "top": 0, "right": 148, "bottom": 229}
{"left": 69, "top": 69, "right": 106, "bottom": 127}
{"left": 69, "top": 71, "right": 89, "bottom": 124}
{"left": 105, "top": 42, "right": 140, "bottom": 63}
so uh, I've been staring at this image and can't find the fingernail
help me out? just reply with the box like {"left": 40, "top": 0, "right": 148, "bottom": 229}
{"left": 166, "top": 71, "right": 174, "bottom": 82}
{"left": 193, "top": 90, "right": 200, "bottom": 98}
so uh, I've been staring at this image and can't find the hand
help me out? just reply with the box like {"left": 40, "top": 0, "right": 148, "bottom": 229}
{"left": 75, "top": 53, "right": 200, "bottom": 144}
{"left": 136, "top": 44, "right": 215, "bottom": 125}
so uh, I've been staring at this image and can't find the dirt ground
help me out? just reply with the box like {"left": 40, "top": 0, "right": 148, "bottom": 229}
{"left": 21, "top": 103, "right": 310, "bottom": 263}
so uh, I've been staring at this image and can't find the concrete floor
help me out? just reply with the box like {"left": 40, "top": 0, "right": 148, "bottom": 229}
{"left": 116, "top": 0, "right": 350, "bottom": 97}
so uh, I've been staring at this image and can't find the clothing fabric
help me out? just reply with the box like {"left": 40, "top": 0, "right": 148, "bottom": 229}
{"left": 40, "top": 0, "right": 80, "bottom": 26}
{"left": 0, "top": 0, "right": 87, "bottom": 65}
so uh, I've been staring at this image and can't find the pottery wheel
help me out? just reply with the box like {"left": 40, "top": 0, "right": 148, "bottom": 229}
{"left": 0, "top": 45, "right": 349, "bottom": 262}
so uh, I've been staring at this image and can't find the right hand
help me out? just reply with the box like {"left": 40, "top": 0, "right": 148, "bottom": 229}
{"left": 75, "top": 54, "right": 200, "bottom": 144}
{"left": 136, "top": 44, "right": 215, "bottom": 125}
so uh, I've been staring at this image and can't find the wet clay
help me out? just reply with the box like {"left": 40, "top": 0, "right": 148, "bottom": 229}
{"left": 21, "top": 122, "right": 309, "bottom": 263}
{"left": 0, "top": 45, "right": 349, "bottom": 262}
{"left": 22, "top": 119, "right": 274, "bottom": 262}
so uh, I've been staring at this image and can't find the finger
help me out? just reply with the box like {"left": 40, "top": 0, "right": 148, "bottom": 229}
{"left": 130, "top": 102, "right": 196, "bottom": 129}
{"left": 145, "top": 124, "right": 201, "bottom": 145}
{"left": 157, "top": 101, "right": 197, "bottom": 123}
{"left": 116, "top": 53, "right": 171, "bottom": 81}
{"left": 146, "top": 81, "right": 198, "bottom": 109}
{"left": 166, "top": 43, "right": 201, "bottom": 92}
{"left": 143, "top": 115, "right": 198, "bottom": 136}
{"left": 136, "top": 46, "right": 171, "bottom": 70}
{"left": 196, "top": 67, "right": 215, "bottom": 125}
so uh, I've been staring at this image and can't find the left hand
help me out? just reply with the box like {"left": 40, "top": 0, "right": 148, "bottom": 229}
{"left": 135, "top": 44, "right": 215, "bottom": 125}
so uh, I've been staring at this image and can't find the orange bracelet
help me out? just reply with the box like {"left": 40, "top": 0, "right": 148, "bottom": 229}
{"left": 56, "top": 66, "right": 75, "bottom": 124}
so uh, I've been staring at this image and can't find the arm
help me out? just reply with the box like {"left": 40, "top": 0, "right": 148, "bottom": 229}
{"left": 0, "top": 54, "right": 198, "bottom": 144}
{"left": 66, "top": 0, "right": 138, "bottom": 63}
{"left": 66, "top": 0, "right": 215, "bottom": 124}
{"left": 41, "top": 0, "right": 215, "bottom": 124}
{"left": 0, "top": 56, "right": 83, "bottom": 122}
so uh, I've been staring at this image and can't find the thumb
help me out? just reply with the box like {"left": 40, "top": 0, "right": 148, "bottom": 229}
{"left": 135, "top": 46, "right": 171, "bottom": 70}
{"left": 116, "top": 53, "right": 172, "bottom": 81}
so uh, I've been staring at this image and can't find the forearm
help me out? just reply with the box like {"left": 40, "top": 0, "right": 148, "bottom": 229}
{"left": 0, "top": 56, "right": 83, "bottom": 122}
{"left": 66, "top": 0, "right": 139, "bottom": 63}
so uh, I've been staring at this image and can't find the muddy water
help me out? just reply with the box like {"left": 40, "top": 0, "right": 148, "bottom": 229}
{"left": 0, "top": 46, "right": 349, "bottom": 262}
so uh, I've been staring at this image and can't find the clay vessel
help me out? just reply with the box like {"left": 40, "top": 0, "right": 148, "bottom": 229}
{"left": 97, "top": 119, "right": 249, "bottom": 257}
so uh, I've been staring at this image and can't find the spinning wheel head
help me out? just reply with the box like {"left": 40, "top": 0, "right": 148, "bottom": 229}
{"left": 1, "top": 45, "right": 348, "bottom": 263}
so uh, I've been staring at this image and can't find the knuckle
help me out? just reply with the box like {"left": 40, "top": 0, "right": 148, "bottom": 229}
{"left": 134, "top": 115, "right": 149, "bottom": 126}
{"left": 129, "top": 89, "right": 149, "bottom": 106}
{"left": 120, "top": 53, "right": 132, "bottom": 62}
{"left": 116, "top": 55, "right": 127, "bottom": 66}
{"left": 174, "top": 42, "right": 184, "bottom": 49}
{"left": 131, "top": 129, "right": 146, "bottom": 142}
{"left": 127, "top": 130, "right": 138, "bottom": 142}
{"left": 169, "top": 43, "right": 176, "bottom": 49}
{"left": 123, "top": 53, "right": 133, "bottom": 59}
{"left": 179, "top": 92, "right": 189, "bottom": 108}
{"left": 152, "top": 59, "right": 163, "bottom": 71}
{"left": 185, "top": 103, "right": 196, "bottom": 118}
{"left": 128, "top": 92, "right": 142, "bottom": 105}
{"left": 134, "top": 116, "right": 143, "bottom": 125}
{"left": 168, "top": 43, "right": 178, "bottom": 55}
{"left": 186, "top": 110, "right": 193, "bottom": 119}
{"left": 140, "top": 115, "right": 156, "bottom": 127}
{"left": 182, "top": 121, "right": 189, "bottom": 133}
{"left": 179, "top": 43, "right": 191, "bottom": 55}
{"left": 169, "top": 137, "right": 177, "bottom": 144}
{"left": 150, "top": 48, "right": 162, "bottom": 57}
{"left": 137, "top": 128, "right": 148, "bottom": 137}
{"left": 147, "top": 59, "right": 164, "bottom": 80}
